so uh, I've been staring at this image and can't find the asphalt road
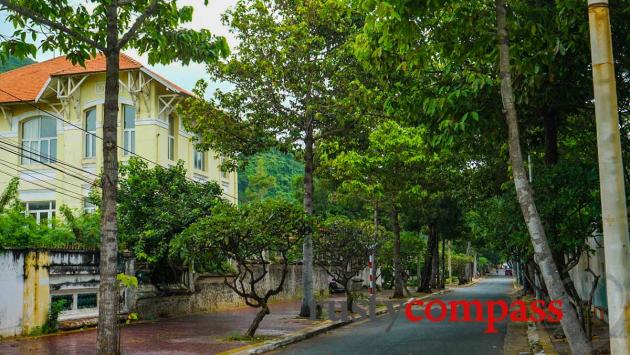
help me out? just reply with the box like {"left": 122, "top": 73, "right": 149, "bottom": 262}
{"left": 274, "top": 276, "right": 514, "bottom": 355}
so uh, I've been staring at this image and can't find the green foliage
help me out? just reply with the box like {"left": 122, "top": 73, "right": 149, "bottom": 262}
{"left": 174, "top": 198, "right": 308, "bottom": 319}
{"left": 450, "top": 253, "right": 474, "bottom": 280}
{"left": 322, "top": 120, "right": 430, "bottom": 203}
{"left": 313, "top": 216, "right": 376, "bottom": 286}
{"left": 42, "top": 299, "right": 67, "bottom": 334}
{"left": 59, "top": 205, "right": 100, "bottom": 249}
{"left": 116, "top": 273, "right": 139, "bottom": 290}
{"left": 379, "top": 231, "right": 426, "bottom": 278}
{"left": 1, "top": 0, "right": 229, "bottom": 67}
{"left": 117, "top": 157, "right": 223, "bottom": 266}
{"left": 176, "top": 199, "right": 307, "bottom": 268}
{"left": 0, "top": 180, "right": 77, "bottom": 248}
{"left": 239, "top": 150, "right": 302, "bottom": 203}
{"left": 179, "top": 0, "right": 368, "bottom": 171}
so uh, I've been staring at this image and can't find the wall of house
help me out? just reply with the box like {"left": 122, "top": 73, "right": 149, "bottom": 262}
{"left": 0, "top": 69, "right": 238, "bottom": 213}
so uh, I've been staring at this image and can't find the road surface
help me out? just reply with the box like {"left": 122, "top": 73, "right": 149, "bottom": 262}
{"left": 274, "top": 277, "right": 514, "bottom": 355}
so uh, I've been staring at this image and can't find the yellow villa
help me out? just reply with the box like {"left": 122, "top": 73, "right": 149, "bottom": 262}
{"left": 0, "top": 53, "right": 237, "bottom": 221}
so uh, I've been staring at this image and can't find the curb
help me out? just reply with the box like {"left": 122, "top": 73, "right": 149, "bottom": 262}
{"left": 224, "top": 289, "right": 453, "bottom": 355}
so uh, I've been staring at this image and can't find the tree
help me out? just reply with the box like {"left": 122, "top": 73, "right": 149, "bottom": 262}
{"left": 243, "top": 156, "right": 278, "bottom": 202}
{"left": 175, "top": 199, "right": 307, "bottom": 337}
{"left": 116, "top": 157, "right": 224, "bottom": 280}
{"left": 0, "top": 1, "right": 229, "bottom": 352}
{"left": 495, "top": 0, "right": 592, "bottom": 352}
{"left": 313, "top": 216, "right": 374, "bottom": 311}
{"left": 321, "top": 120, "right": 430, "bottom": 298}
{"left": 180, "top": 0, "right": 367, "bottom": 316}
{"left": 239, "top": 150, "right": 303, "bottom": 203}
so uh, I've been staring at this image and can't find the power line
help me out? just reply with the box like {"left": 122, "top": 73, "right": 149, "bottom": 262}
{"left": 0, "top": 137, "right": 100, "bottom": 179}
{"left": 0, "top": 145, "right": 95, "bottom": 185}
{"left": 0, "top": 86, "right": 241, "bottom": 202}
{"left": 0, "top": 169, "right": 84, "bottom": 202}
{"left": 0, "top": 156, "right": 89, "bottom": 193}
{"left": 0, "top": 159, "right": 86, "bottom": 200}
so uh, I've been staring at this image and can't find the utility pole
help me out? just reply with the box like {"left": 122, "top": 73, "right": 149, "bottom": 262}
{"left": 587, "top": 1, "right": 630, "bottom": 353}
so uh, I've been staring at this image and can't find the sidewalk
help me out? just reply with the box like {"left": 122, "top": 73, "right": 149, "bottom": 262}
{"left": 0, "top": 300, "right": 319, "bottom": 355}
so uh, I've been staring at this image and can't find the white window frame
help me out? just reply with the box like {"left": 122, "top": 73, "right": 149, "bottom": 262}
{"left": 221, "top": 180, "right": 230, "bottom": 195}
{"left": 84, "top": 107, "right": 97, "bottom": 158}
{"left": 83, "top": 198, "right": 96, "bottom": 214}
{"left": 220, "top": 157, "right": 228, "bottom": 180}
{"left": 123, "top": 105, "right": 135, "bottom": 156}
{"left": 194, "top": 149, "right": 205, "bottom": 171}
{"left": 25, "top": 200, "right": 56, "bottom": 224}
{"left": 21, "top": 116, "right": 57, "bottom": 165}
{"left": 52, "top": 288, "right": 99, "bottom": 320}
{"left": 168, "top": 115, "right": 176, "bottom": 161}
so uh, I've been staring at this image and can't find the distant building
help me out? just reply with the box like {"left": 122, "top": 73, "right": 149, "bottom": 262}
{"left": 0, "top": 53, "right": 237, "bottom": 219}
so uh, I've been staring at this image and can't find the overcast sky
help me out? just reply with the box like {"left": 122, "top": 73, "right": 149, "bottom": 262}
{"left": 0, "top": 0, "right": 238, "bottom": 95}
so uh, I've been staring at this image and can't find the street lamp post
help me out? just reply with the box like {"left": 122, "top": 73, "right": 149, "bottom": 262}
{"left": 587, "top": 1, "right": 630, "bottom": 353}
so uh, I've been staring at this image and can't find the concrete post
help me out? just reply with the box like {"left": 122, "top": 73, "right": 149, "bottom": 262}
{"left": 587, "top": 1, "right": 630, "bottom": 352}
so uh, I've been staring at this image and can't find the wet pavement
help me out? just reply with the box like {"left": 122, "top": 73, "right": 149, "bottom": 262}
{"left": 0, "top": 300, "right": 315, "bottom": 355}
{"left": 273, "top": 277, "right": 514, "bottom": 355}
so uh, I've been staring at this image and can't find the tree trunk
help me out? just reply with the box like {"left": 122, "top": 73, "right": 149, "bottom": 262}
{"left": 495, "top": 1, "right": 592, "bottom": 353}
{"left": 418, "top": 223, "right": 437, "bottom": 292}
{"left": 97, "top": 5, "right": 121, "bottom": 353}
{"left": 431, "top": 232, "right": 439, "bottom": 289}
{"left": 371, "top": 201, "right": 379, "bottom": 293}
{"left": 440, "top": 236, "right": 446, "bottom": 289}
{"left": 299, "top": 129, "right": 315, "bottom": 317}
{"left": 391, "top": 206, "right": 404, "bottom": 298}
{"left": 447, "top": 240, "right": 452, "bottom": 282}
{"left": 246, "top": 304, "right": 270, "bottom": 337}
{"left": 346, "top": 279, "right": 354, "bottom": 312}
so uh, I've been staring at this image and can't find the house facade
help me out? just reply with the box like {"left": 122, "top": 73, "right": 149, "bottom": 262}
{"left": 0, "top": 53, "right": 237, "bottom": 218}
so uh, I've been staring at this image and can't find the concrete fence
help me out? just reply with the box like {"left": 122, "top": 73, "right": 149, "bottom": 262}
{"left": 0, "top": 249, "right": 332, "bottom": 337}
{"left": 0, "top": 249, "right": 111, "bottom": 337}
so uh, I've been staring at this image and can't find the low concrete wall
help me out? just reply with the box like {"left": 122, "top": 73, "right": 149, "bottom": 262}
{"left": 0, "top": 249, "right": 116, "bottom": 337}
{"left": 0, "top": 251, "right": 25, "bottom": 337}
{"left": 134, "top": 264, "right": 330, "bottom": 319}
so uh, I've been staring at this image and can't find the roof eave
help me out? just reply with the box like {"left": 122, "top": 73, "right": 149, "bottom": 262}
{"left": 34, "top": 76, "right": 52, "bottom": 103}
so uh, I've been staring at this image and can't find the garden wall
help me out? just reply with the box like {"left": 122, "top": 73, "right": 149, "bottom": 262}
{"left": 0, "top": 248, "right": 128, "bottom": 337}
{"left": 134, "top": 264, "right": 330, "bottom": 319}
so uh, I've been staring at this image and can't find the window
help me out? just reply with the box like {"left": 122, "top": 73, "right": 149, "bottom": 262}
{"left": 77, "top": 293, "right": 97, "bottom": 309}
{"left": 220, "top": 157, "right": 228, "bottom": 179}
{"left": 221, "top": 181, "right": 230, "bottom": 195}
{"left": 193, "top": 134, "right": 205, "bottom": 171}
{"left": 51, "top": 294, "right": 74, "bottom": 311}
{"left": 194, "top": 149, "right": 205, "bottom": 171}
{"left": 21, "top": 116, "right": 57, "bottom": 164}
{"left": 85, "top": 108, "right": 97, "bottom": 158}
{"left": 25, "top": 201, "right": 55, "bottom": 224}
{"left": 84, "top": 198, "right": 96, "bottom": 214}
{"left": 168, "top": 115, "right": 176, "bottom": 161}
{"left": 51, "top": 291, "right": 98, "bottom": 313}
{"left": 123, "top": 105, "right": 135, "bottom": 155}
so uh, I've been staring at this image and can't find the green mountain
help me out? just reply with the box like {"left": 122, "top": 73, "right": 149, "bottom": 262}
{"left": 238, "top": 150, "right": 303, "bottom": 203}
{"left": 0, "top": 56, "right": 35, "bottom": 73}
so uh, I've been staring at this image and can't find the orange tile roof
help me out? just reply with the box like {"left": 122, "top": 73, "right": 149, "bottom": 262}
{"left": 0, "top": 53, "right": 191, "bottom": 104}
